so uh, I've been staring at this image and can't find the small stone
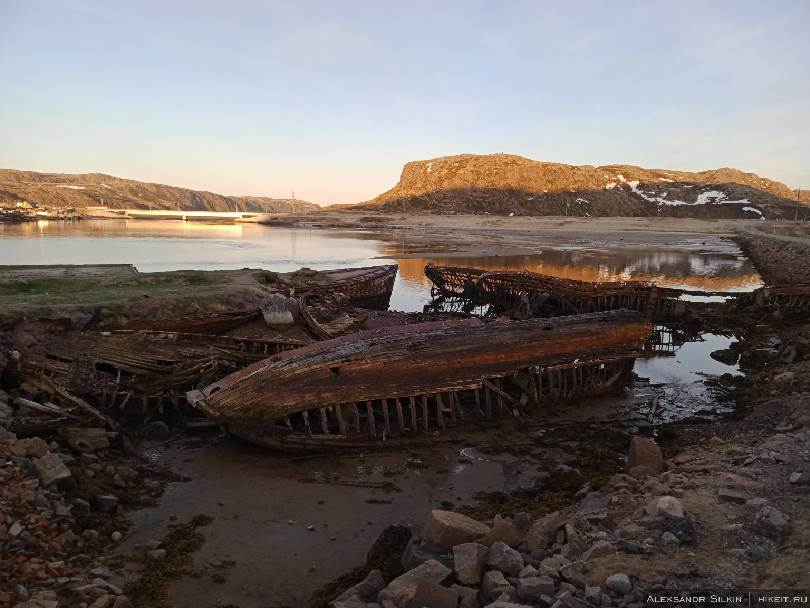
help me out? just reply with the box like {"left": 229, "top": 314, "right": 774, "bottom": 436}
{"left": 481, "top": 570, "right": 514, "bottom": 602}
{"left": 453, "top": 584, "right": 479, "bottom": 608}
{"left": 480, "top": 514, "right": 522, "bottom": 547}
{"left": 453, "top": 542, "right": 488, "bottom": 585}
{"left": 94, "top": 495, "right": 120, "bottom": 513}
{"left": 655, "top": 496, "right": 685, "bottom": 520}
{"left": 423, "top": 510, "right": 490, "bottom": 550}
{"left": 718, "top": 488, "right": 748, "bottom": 504}
{"left": 518, "top": 564, "right": 538, "bottom": 578}
{"left": 585, "top": 586, "right": 603, "bottom": 604}
{"left": 789, "top": 472, "right": 810, "bottom": 485}
{"left": 524, "top": 511, "right": 565, "bottom": 556}
{"left": 486, "top": 542, "right": 524, "bottom": 577}
{"left": 605, "top": 573, "right": 632, "bottom": 595}
{"left": 378, "top": 560, "right": 452, "bottom": 606}
{"left": 33, "top": 452, "right": 72, "bottom": 487}
{"left": 661, "top": 532, "right": 679, "bottom": 546}
{"left": 408, "top": 580, "right": 458, "bottom": 608}
{"left": 307, "top": 524, "right": 316, "bottom": 531}
{"left": 582, "top": 540, "right": 614, "bottom": 561}
{"left": 147, "top": 549, "right": 167, "bottom": 561}
{"left": 773, "top": 371, "right": 795, "bottom": 384}
{"left": 517, "top": 576, "right": 556, "bottom": 601}
{"left": 111, "top": 531, "right": 122, "bottom": 542}
{"left": 628, "top": 436, "right": 663, "bottom": 473}
{"left": 753, "top": 506, "right": 791, "bottom": 541}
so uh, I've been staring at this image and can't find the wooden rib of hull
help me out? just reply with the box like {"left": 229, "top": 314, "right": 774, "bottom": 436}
{"left": 189, "top": 311, "right": 651, "bottom": 449}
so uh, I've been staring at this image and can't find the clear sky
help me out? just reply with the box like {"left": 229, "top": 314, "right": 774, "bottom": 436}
{"left": 1, "top": 0, "right": 808, "bottom": 205}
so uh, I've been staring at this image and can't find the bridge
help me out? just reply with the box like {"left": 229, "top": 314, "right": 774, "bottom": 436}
{"left": 82, "top": 207, "right": 263, "bottom": 221}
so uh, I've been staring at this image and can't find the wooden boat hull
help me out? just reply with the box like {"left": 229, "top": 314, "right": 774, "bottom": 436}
{"left": 189, "top": 311, "right": 651, "bottom": 449}
{"left": 316, "top": 264, "right": 397, "bottom": 310}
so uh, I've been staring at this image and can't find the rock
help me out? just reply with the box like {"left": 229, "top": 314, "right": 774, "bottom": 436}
{"left": 147, "top": 549, "right": 167, "bottom": 561}
{"left": 559, "top": 563, "right": 587, "bottom": 589}
{"left": 334, "top": 569, "right": 386, "bottom": 602}
{"left": 654, "top": 496, "right": 684, "bottom": 520}
{"left": 94, "top": 495, "right": 120, "bottom": 513}
{"left": 142, "top": 420, "right": 170, "bottom": 440}
{"left": 33, "top": 452, "right": 72, "bottom": 487}
{"left": 524, "top": 511, "right": 565, "bottom": 556}
{"left": 486, "top": 542, "right": 524, "bottom": 577}
{"left": 452, "top": 585, "right": 479, "bottom": 608}
{"left": 753, "top": 506, "right": 791, "bottom": 541}
{"left": 402, "top": 538, "right": 452, "bottom": 571}
{"left": 628, "top": 437, "right": 663, "bottom": 473}
{"left": 406, "top": 580, "right": 458, "bottom": 608}
{"left": 550, "top": 465, "right": 585, "bottom": 490}
{"left": 112, "top": 598, "right": 134, "bottom": 608}
{"left": 482, "top": 603, "right": 533, "bottom": 608}
{"left": 773, "top": 371, "right": 795, "bottom": 384}
{"left": 516, "top": 576, "right": 556, "bottom": 601}
{"left": 518, "top": 565, "right": 538, "bottom": 578}
{"left": 453, "top": 542, "right": 488, "bottom": 585}
{"left": 379, "top": 560, "right": 452, "bottom": 606}
{"left": 605, "top": 573, "right": 632, "bottom": 595}
{"left": 25, "top": 437, "right": 50, "bottom": 458}
{"left": 661, "top": 532, "right": 680, "bottom": 546}
{"left": 556, "top": 590, "right": 588, "bottom": 608}
{"left": 481, "top": 570, "right": 514, "bottom": 602}
{"left": 423, "top": 510, "right": 490, "bottom": 550}
{"left": 710, "top": 349, "right": 739, "bottom": 365}
{"left": 577, "top": 492, "right": 610, "bottom": 521}
{"left": 261, "top": 293, "right": 296, "bottom": 326}
{"left": 717, "top": 489, "right": 748, "bottom": 504}
{"left": 480, "top": 515, "right": 522, "bottom": 547}
{"left": 789, "top": 472, "right": 810, "bottom": 485}
{"left": 585, "top": 586, "right": 603, "bottom": 604}
{"left": 582, "top": 540, "right": 614, "bottom": 561}
{"left": 111, "top": 531, "right": 123, "bottom": 542}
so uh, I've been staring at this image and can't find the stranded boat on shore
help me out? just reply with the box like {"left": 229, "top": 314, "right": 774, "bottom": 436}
{"left": 188, "top": 310, "right": 651, "bottom": 450}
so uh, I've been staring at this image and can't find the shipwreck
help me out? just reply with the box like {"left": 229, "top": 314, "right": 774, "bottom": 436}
{"left": 188, "top": 310, "right": 652, "bottom": 449}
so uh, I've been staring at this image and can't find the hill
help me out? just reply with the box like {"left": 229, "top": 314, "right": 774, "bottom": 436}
{"left": 0, "top": 169, "right": 318, "bottom": 213}
{"left": 352, "top": 154, "right": 803, "bottom": 219}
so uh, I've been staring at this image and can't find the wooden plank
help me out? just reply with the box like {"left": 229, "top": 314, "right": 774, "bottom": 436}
{"left": 335, "top": 405, "right": 347, "bottom": 435}
{"left": 435, "top": 394, "right": 446, "bottom": 429}
{"left": 421, "top": 394, "right": 430, "bottom": 431}
{"left": 366, "top": 400, "right": 376, "bottom": 436}
{"left": 394, "top": 399, "right": 406, "bottom": 431}
{"left": 319, "top": 408, "right": 330, "bottom": 434}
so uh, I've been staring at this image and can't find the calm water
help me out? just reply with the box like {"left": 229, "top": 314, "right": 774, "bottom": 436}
{"left": 0, "top": 219, "right": 762, "bottom": 312}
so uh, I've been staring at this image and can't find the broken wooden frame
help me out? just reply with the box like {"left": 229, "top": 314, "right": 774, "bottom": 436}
{"left": 189, "top": 311, "right": 651, "bottom": 450}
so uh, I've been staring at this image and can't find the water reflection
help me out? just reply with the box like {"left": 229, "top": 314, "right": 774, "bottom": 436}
{"left": 0, "top": 220, "right": 762, "bottom": 313}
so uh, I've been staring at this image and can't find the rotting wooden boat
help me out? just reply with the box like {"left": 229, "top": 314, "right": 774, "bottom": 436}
{"left": 425, "top": 264, "right": 810, "bottom": 320}
{"left": 22, "top": 331, "right": 305, "bottom": 418}
{"left": 188, "top": 310, "right": 652, "bottom": 450}
{"left": 314, "top": 264, "right": 398, "bottom": 310}
{"left": 298, "top": 292, "right": 368, "bottom": 340}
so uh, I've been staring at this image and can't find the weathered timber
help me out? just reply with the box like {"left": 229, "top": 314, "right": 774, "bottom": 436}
{"left": 189, "top": 311, "right": 650, "bottom": 449}
{"left": 314, "top": 264, "right": 398, "bottom": 310}
{"left": 425, "top": 263, "right": 810, "bottom": 319}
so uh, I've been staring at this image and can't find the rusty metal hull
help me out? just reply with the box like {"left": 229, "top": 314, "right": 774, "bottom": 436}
{"left": 189, "top": 311, "right": 651, "bottom": 449}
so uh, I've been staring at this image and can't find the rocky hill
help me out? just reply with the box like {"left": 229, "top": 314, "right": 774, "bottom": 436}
{"left": 0, "top": 169, "right": 318, "bottom": 213}
{"left": 353, "top": 154, "right": 803, "bottom": 219}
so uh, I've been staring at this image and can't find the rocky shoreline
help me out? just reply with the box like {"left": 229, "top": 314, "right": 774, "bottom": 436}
{"left": 319, "top": 321, "right": 810, "bottom": 607}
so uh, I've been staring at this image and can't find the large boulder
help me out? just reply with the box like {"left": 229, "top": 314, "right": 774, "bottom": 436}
{"left": 628, "top": 436, "right": 664, "bottom": 473}
{"left": 378, "top": 560, "right": 452, "bottom": 606}
{"left": 453, "top": 542, "right": 488, "bottom": 585}
{"left": 333, "top": 569, "right": 385, "bottom": 602}
{"left": 423, "top": 510, "right": 490, "bottom": 550}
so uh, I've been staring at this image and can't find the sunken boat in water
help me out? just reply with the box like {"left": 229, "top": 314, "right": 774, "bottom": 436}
{"left": 188, "top": 310, "right": 652, "bottom": 450}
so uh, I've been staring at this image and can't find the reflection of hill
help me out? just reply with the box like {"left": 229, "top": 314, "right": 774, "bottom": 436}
{"left": 394, "top": 255, "right": 762, "bottom": 293}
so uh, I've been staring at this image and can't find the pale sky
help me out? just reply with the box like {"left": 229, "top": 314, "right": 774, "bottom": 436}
{"left": 1, "top": 0, "right": 808, "bottom": 205}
